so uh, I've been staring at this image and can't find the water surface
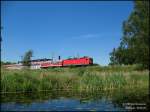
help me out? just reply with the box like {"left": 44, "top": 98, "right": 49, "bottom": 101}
{"left": 1, "top": 89, "right": 149, "bottom": 111}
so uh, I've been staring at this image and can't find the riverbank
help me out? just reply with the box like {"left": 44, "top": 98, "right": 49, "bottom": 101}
{"left": 1, "top": 65, "right": 149, "bottom": 93}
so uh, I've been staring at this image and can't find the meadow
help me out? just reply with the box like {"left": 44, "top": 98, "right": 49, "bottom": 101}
{"left": 1, "top": 65, "right": 149, "bottom": 93}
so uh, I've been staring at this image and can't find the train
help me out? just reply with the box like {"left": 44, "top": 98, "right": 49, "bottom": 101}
{"left": 41, "top": 56, "right": 93, "bottom": 68}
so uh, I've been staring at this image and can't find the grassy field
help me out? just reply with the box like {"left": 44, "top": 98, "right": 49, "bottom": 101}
{"left": 1, "top": 65, "right": 149, "bottom": 93}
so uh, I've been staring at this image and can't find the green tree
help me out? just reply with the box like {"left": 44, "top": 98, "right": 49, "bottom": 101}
{"left": 22, "top": 50, "right": 33, "bottom": 67}
{"left": 109, "top": 48, "right": 117, "bottom": 65}
{"left": 109, "top": 1, "right": 149, "bottom": 68}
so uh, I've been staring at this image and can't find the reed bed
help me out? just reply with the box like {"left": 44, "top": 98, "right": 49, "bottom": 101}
{"left": 1, "top": 66, "right": 149, "bottom": 93}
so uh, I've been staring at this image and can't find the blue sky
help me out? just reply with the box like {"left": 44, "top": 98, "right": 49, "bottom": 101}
{"left": 1, "top": 1, "right": 133, "bottom": 65}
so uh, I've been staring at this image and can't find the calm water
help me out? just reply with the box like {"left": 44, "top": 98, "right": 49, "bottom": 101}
{"left": 1, "top": 89, "right": 149, "bottom": 111}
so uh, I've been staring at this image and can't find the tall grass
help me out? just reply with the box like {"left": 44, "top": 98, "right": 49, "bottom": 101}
{"left": 1, "top": 66, "right": 149, "bottom": 93}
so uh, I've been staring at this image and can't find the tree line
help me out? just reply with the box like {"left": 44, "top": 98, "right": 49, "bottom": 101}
{"left": 109, "top": 1, "right": 149, "bottom": 69}
{"left": 1, "top": 50, "right": 33, "bottom": 67}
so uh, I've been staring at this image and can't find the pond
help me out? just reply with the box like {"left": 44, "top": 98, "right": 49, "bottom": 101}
{"left": 1, "top": 89, "right": 149, "bottom": 111}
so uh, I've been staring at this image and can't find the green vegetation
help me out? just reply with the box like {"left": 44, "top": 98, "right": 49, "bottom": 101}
{"left": 1, "top": 65, "right": 149, "bottom": 93}
{"left": 1, "top": 61, "right": 17, "bottom": 65}
{"left": 109, "top": 1, "right": 149, "bottom": 69}
{"left": 22, "top": 50, "right": 33, "bottom": 67}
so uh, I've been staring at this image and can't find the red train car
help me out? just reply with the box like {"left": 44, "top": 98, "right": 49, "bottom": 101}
{"left": 62, "top": 56, "right": 93, "bottom": 66}
{"left": 41, "top": 61, "right": 62, "bottom": 68}
{"left": 40, "top": 56, "right": 93, "bottom": 68}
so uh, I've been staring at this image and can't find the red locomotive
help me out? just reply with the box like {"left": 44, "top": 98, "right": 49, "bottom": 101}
{"left": 41, "top": 56, "right": 93, "bottom": 68}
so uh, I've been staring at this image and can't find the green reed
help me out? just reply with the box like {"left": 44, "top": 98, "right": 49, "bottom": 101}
{"left": 1, "top": 66, "right": 149, "bottom": 93}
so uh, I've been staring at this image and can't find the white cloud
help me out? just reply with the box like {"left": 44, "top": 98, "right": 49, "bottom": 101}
{"left": 71, "top": 33, "right": 101, "bottom": 39}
